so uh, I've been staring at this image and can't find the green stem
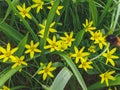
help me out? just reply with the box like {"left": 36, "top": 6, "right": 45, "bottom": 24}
{"left": 90, "top": 43, "right": 110, "bottom": 61}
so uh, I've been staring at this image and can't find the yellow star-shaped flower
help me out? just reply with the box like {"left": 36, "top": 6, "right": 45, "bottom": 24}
{"left": 60, "top": 32, "right": 75, "bottom": 47}
{"left": 38, "top": 20, "right": 57, "bottom": 38}
{"left": 11, "top": 56, "right": 27, "bottom": 69}
{"left": 38, "top": 61, "right": 56, "bottom": 80}
{"left": 78, "top": 58, "right": 93, "bottom": 72}
{"left": 0, "top": 43, "right": 18, "bottom": 62}
{"left": 47, "top": 3, "right": 64, "bottom": 15}
{"left": 71, "top": 46, "right": 90, "bottom": 64}
{"left": 102, "top": 48, "right": 119, "bottom": 66}
{"left": 100, "top": 70, "right": 115, "bottom": 86}
{"left": 31, "top": 0, "right": 44, "bottom": 13}
{"left": 25, "top": 40, "right": 41, "bottom": 58}
{"left": 82, "top": 19, "right": 96, "bottom": 32}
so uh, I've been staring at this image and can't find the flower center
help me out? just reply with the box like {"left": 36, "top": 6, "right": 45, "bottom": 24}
{"left": 44, "top": 68, "right": 49, "bottom": 73}
{"left": 5, "top": 51, "right": 11, "bottom": 57}
{"left": 30, "top": 46, "right": 35, "bottom": 51}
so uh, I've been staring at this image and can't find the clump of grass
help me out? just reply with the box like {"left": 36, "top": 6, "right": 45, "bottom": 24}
{"left": 0, "top": 0, "right": 120, "bottom": 90}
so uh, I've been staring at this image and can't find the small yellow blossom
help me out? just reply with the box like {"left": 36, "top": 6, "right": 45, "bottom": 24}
{"left": 31, "top": 0, "right": 44, "bottom": 13}
{"left": 38, "top": 20, "right": 57, "bottom": 38}
{"left": 100, "top": 70, "right": 115, "bottom": 86}
{"left": 57, "top": 40, "right": 68, "bottom": 52}
{"left": 60, "top": 32, "right": 75, "bottom": 47}
{"left": 90, "top": 30, "right": 107, "bottom": 49}
{"left": 11, "top": 56, "right": 27, "bottom": 69}
{"left": 25, "top": 40, "right": 41, "bottom": 59}
{"left": 0, "top": 43, "right": 18, "bottom": 62}
{"left": 17, "top": 3, "right": 31, "bottom": 19}
{"left": 71, "top": 46, "right": 90, "bottom": 64}
{"left": 78, "top": 58, "right": 93, "bottom": 72}
{"left": 90, "top": 30, "right": 102, "bottom": 42}
{"left": 38, "top": 61, "right": 56, "bottom": 80}
{"left": 102, "top": 48, "right": 119, "bottom": 66}
{"left": 88, "top": 45, "right": 96, "bottom": 53}
{"left": 47, "top": 3, "right": 64, "bottom": 15}
{"left": 82, "top": 19, "right": 96, "bottom": 32}
{"left": 44, "top": 35, "right": 59, "bottom": 52}
{"left": 1, "top": 85, "right": 10, "bottom": 90}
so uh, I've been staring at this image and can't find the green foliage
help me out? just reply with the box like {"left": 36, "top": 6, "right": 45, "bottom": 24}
{"left": 0, "top": 0, "right": 120, "bottom": 90}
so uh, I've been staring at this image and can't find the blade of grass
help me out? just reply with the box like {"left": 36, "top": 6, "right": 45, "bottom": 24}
{"left": 0, "top": 0, "right": 19, "bottom": 24}
{"left": 41, "top": 0, "right": 61, "bottom": 50}
{"left": 70, "top": 29, "right": 85, "bottom": 51}
{"left": 50, "top": 67, "right": 73, "bottom": 90}
{"left": 15, "top": 33, "right": 28, "bottom": 57}
{"left": 88, "top": 0, "right": 98, "bottom": 26}
{"left": 98, "top": 0, "right": 113, "bottom": 26}
{"left": 40, "top": 0, "right": 61, "bottom": 62}
{"left": 58, "top": 53, "right": 88, "bottom": 90}
{"left": 0, "top": 22, "right": 23, "bottom": 43}
{"left": 0, "top": 66, "right": 22, "bottom": 87}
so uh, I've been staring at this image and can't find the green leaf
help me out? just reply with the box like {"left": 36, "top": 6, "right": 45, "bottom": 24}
{"left": 88, "top": 74, "right": 120, "bottom": 90}
{"left": 50, "top": 67, "right": 73, "bottom": 90}
{"left": 41, "top": 0, "right": 61, "bottom": 50}
{"left": 0, "top": 22, "right": 23, "bottom": 43}
{"left": 98, "top": 0, "right": 113, "bottom": 26}
{"left": 88, "top": 0, "right": 98, "bottom": 26}
{"left": 58, "top": 53, "right": 88, "bottom": 90}
{"left": 0, "top": 0, "right": 19, "bottom": 24}
{"left": 71, "top": 29, "right": 85, "bottom": 51}
{"left": 0, "top": 66, "right": 21, "bottom": 87}
{"left": 15, "top": 33, "right": 28, "bottom": 57}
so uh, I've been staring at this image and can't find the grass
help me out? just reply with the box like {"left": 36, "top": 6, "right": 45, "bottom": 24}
{"left": 0, "top": 0, "right": 120, "bottom": 90}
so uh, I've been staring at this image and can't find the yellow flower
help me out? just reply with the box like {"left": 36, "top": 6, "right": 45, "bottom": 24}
{"left": 47, "top": 3, "right": 64, "bottom": 15}
{"left": 1, "top": 85, "right": 10, "bottom": 90}
{"left": 88, "top": 45, "right": 96, "bottom": 53}
{"left": 82, "top": 19, "right": 96, "bottom": 32}
{"left": 78, "top": 58, "right": 93, "bottom": 72}
{"left": 60, "top": 32, "right": 75, "bottom": 47}
{"left": 25, "top": 40, "right": 41, "bottom": 59}
{"left": 100, "top": 70, "right": 115, "bottom": 86}
{"left": 0, "top": 43, "right": 18, "bottom": 62}
{"left": 44, "top": 35, "right": 59, "bottom": 52}
{"left": 90, "top": 30, "right": 102, "bottom": 42}
{"left": 17, "top": 3, "right": 31, "bottom": 19}
{"left": 57, "top": 40, "right": 68, "bottom": 52}
{"left": 38, "top": 20, "right": 57, "bottom": 38}
{"left": 90, "top": 30, "right": 107, "bottom": 49}
{"left": 71, "top": 46, "right": 90, "bottom": 64}
{"left": 31, "top": 0, "right": 44, "bottom": 13}
{"left": 11, "top": 56, "right": 27, "bottom": 69}
{"left": 38, "top": 62, "right": 56, "bottom": 80}
{"left": 102, "top": 48, "right": 119, "bottom": 66}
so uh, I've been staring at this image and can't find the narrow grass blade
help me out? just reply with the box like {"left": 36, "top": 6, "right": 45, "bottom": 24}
{"left": 50, "top": 67, "right": 73, "bottom": 90}
{"left": 98, "top": 0, "right": 112, "bottom": 26}
{"left": 58, "top": 53, "right": 88, "bottom": 90}
{"left": 15, "top": 33, "right": 28, "bottom": 57}
{"left": 41, "top": 0, "right": 61, "bottom": 50}
{"left": 0, "top": 22, "right": 23, "bottom": 43}
{"left": 71, "top": 29, "right": 85, "bottom": 51}
{"left": 88, "top": 0, "right": 98, "bottom": 26}
{"left": 0, "top": 0, "right": 19, "bottom": 24}
{"left": 0, "top": 66, "right": 21, "bottom": 87}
